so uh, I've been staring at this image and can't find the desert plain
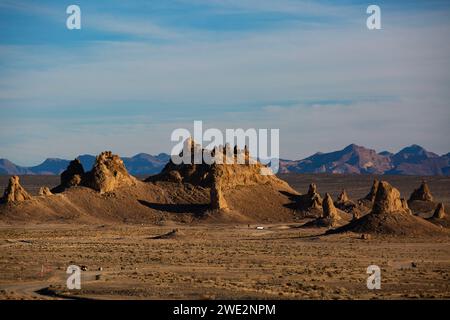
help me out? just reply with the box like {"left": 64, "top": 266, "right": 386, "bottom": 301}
{"left": 0, "top": 173, "right": 449, "bottom": 300}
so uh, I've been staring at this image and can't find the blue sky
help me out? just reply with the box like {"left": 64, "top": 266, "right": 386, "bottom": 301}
{"left": 0, "top": 0, "right": 450, "bottom": 165}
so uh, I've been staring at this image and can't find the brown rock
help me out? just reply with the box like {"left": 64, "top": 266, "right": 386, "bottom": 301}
{"left": 364, "top": 179, "right": 380, "bottom": 202}
{"left": 85, "top": 151, "right": 136, "bottom": 193}
{"left": 372, "top": 181, "right": 406, "bottom": 214}
{"left": 210, "top": 182, "right": 228, "bottom": 210}
{"left": 432, "top": 203, "right": 445, "bottom": 219}
{"left": 401, "top": 198, "right": 412, "bottom": 215}
{"left": 352, "top": 211, "right": 361, "bottom": 220}
{"left": 337, "top": 189, "right": 350, "bottom": 203}
{"left": 60, "top": 159, "right": 84, "bottom": 188}
{"left": 38, "top": 187, "right": 53, "bottom": 196}
{"left": 409, "top": 181, "right": 434, "bottom": 202}
{"left": 323, "top": 193, "right": 339, "bottom": 220}
{"left": 2, "top": 176, "right": 32, "bottom": 203}
{"left": 360, "top": 233, "right": 371, "bottom": 240}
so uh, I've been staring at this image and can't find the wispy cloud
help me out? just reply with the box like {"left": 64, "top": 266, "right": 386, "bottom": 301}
{"left": 0, "top": 0, "right": 449, "bottom": 163}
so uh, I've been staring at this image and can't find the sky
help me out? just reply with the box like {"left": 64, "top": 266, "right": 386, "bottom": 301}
{"left": 0, "top": 0, "right": 449, "bottom": 165}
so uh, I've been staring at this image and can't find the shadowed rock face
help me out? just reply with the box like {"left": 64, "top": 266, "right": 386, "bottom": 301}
{"left": 372, "top": 181, "right": 408, "bottom": 214}
{"left": 409, "top": 181, "right": 434, "bottom": 202}
{"left": 297, "top": 183, "right": 323, "bottom": 211}
{"left": 149, "top": 140, "right": 291, "bottom": 210}
{"left": 54, "top": 151, "right": 136, "bottom": 194}
{"left": 433, "top": 203, "right": 445, "bottom": 219}
{"left": 363, "top": 179, "right": 380, "bottom": 203}
{"left": 60, "top": 159, "right": 84, "bottom": 189}
{"left": 2, "top": 176, "right": 32, "bottom": 203}
{"left": 84, "top": 151, "right": 136, "bottom": 193}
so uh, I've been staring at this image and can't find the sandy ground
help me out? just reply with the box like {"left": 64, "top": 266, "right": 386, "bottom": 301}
{"left": 0, "top": 223, "right": 449, "bottom": 300}
{"left": 0, "top": 174, "right": 449, "bottom": 300}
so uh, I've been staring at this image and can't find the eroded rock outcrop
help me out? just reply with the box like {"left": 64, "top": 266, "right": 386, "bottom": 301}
{"left": 432, "top": 203, "right": 445, "bottom": 219}
{"left": 335, "top": 189, "right": 358, "bottom": 213}
{"left": 296, "top": 183, "right": 323, "bottom": 214}
{"left": 1, "top": 176, "right": 32, "bottom": 203}
{"left": 329, "top": 181, "right": 444, "bottom": 236}
{"left": 323, "top": 193, "right": 339, "bottom": 219}
{"left": 210, "top": 181, "right": 228, "bottom": 210}
{"left": 409, "top": 181, "right": 434, "bottom": 202}
{"left": 60, "top": 159, "right": 84, "bottom": 189}
{"left": 301, "top": 193, "right": 342, "bottom": 228}
{"left": 148, "top": 139, "right": 292, "bottom": 211}
{"left": 84, "top": 151, "right": 136, "bottom": 193}
{"left": 372, "top": 181, "right": 407, "bottom": 214}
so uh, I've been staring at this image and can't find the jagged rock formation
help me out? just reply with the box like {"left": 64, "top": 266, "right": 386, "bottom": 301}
{"left": 329, "top": 181, "right": 445, "bottom": 236}
{"left": 408, "top": 181, "right": 434, "bottom": 202}
{"left": 38, "top": 187, "right": 53, "bottom": 196}
{"left": 335, "top": 189, "right": 359, "bottom": 214}
{"left": 148, "top": 140, "right": 293, "bottom": 212}
{"left": 301, "top": 193, "right": 342, "bottom": 228}
{"left": 426, "top": 203, "right": 450, "bottom": 228}
{"left": 296, "top": 183, "right": 323, "bottom": 215}
{"left": 60, "top": 159, "right": 84, "bottom": 189}
{"left": 53, "top": 152, "right": 137, "bottom": 194}
{"left": 1, "top": 176, "right": 32, "bottom": 203}
{"left": 337, "top": 189, "right": 350, "bottom": 203}
{"left": 84, "top": 151, "right": 136, "bottom": 193}
{"left": 407, "top": 181, "right": 438, "bottom": 217}
{"left": 372, "top": 181, "right": 409, "bottom": 214}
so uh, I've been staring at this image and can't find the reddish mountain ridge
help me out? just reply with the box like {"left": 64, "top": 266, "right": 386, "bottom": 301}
{"left": 280, "top": 144, "right": 450, "bottom": 175}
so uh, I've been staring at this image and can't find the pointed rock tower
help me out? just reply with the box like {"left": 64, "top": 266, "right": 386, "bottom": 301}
{"left": 432, "top": 203, "right": 445, "bottom": 219}
{"left": 409, "top": 181, "right": 434, "bottom": 202}
{"left": 329, "top": 181, "right": 444, "bottom": 236}
{"left": 1, "top": 176, "right": 32, "bottom": 203}
{"left": 372, "top": 181, "right": 408, "bottom": 214}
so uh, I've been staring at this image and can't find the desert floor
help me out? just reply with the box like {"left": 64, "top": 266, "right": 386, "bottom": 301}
{"left": 0, "top": 174, "right": 449, "bottom": 300}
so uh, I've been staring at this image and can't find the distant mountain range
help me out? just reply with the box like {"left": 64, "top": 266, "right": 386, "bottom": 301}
{"left": 0, "top": 153, "right": 170, "bottom": 176}
{"left": 1, "top": 144, "right": 449, "bottom": 176}
{"left": 279, "top": 144, "right": 450, "bottom": 175}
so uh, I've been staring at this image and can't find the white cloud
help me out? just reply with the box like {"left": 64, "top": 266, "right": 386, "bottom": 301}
{"left": 1, "top": 1, "right": 450, "bottom": 163}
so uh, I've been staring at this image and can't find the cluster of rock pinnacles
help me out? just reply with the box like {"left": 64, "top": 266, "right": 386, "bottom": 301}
{"left": 0, "top": 149, "right": 447, "bottom": 226}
